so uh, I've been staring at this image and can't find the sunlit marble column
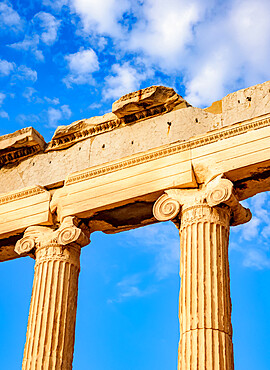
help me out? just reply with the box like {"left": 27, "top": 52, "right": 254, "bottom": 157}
{"left": 153, "top": 176, "right": 252, "bottom": 370}
{"left": 15, "top": 216, "right": 90, "bottom": 370}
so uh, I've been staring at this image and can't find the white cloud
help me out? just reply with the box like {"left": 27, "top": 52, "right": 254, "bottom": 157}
{"left": 0, "top": 93, "right": 6, "bottom": 106}
{"left": 9, "top": 35, "right": 44, "bottom": 62}
{"left": 108, "top": 273, "right": 156, "bottom": 303}
{"left": 127, "top": 0, "right": 204, "bottom": 69}
{"left": 16, "top": 66, "right": 37, "bottom": 82}
{"left": 0, "top": 61, "right": 37, "bottom": 85}
{"left": 22, "top": 87, "right": 37, "bottom": 102}
{"left": 63, "top": 48, "right": 99, "bottom": 87}
{"left": 231, "top": 192, "right": 270, "bottom": 270}
{"left": 183, "top": 0, "right": 270, "bottom": 106}
{"left": 33, "top": 12, "right": 61, "bottom": 46}
{"left": 0, "top": 59, "right": 15, "bottom": 76}
{"left": 70, "top": 0, "right": 269, "bottom": 107}
{"left": 16, "top": 113, "right": 40, "bottom": 125}
{"left": 103, "top": 62, "right": 152, "bottom": 100}
{"left": 238, "top": 216, "right": 261, "bottom": 241}
{"left": 70, "top": 0, "right": 130, "bottom": 37}
{"left": 47, "top": 104, "right": 72, "bottom": 127}
{"left": 9, "top": 12, "right": 61, "bottom": 61}
{"left": 243, "top": 250, "right": 270, "bottom": 270}
{"left": 42, "top": 0, "right": 68, "bottom": 11}
{"left": 0, "top": 111, "right": 9, "bottom": 119}
{"left": 129, "top": 222, "right": 180, "bottom": 280}
{"left": 0, "top": 0, "right": 24, "bottom": 32}
{"left": 88, "top": 102, "right": 102, "bottom": 110}
{"left": 28, "top": 0, "right": 270, "bottom": 109}
{"left": 44, "top": 96, "right": 60, "bottom": 105}
{"left": 230, "top": 0, "right": 270, "bottom": 80}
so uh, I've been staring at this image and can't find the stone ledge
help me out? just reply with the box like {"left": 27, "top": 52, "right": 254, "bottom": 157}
{"left": 0, "top": 127, "right": 46, "bottom": 168}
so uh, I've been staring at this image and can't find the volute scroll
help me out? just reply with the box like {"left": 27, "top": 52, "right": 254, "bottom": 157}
{"left": 152, "top": 193, "right": 181, "bottom": 221}
{"left": 153, "top": 175, "right": 252, "bottom": 226}
{"left": 15, "top": 216, "right": 90, "bottom": 256}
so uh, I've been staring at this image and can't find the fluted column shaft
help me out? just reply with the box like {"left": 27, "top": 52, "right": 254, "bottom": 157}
{"left": 153, "top": 176, "right": 252, "bottom": 370}
{"left": 15, "top": 217, "right": 90, "bottom": 370}
{"left": 178, "top": 204, "right": 233, "bottom": 369}
{"left": 22, "top": 243, "right": 81, "bottom": 370}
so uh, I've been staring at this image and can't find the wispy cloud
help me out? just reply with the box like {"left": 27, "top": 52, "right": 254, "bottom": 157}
{"left": 9, "top": 12, "right": 61, "bottom": 61}
{"left": 0, "top": 0, "right": 24, "bottom": 33}
{"left": 0, "top": 59, "right": 37, "bottom": 84}
{"left": 231, "top": 192, "right": 270, "bottom": 269}
{"left": 128, "top": 222, "right": 180, "bottom": 280}
{"left": 16, "top": 100, "right": 71, "bottom": 128}
{"left": 108, "top": 273, "right": 156, "bottom": 303}
{"left": 0, "top": 59, "right": 15, "bottom": 76}
{"left": 67, "top": 0, "right": 270, "bottom": 107}
{"left": 103, "top": 62, "right": 144, "bottom": 100}
{"left": 0, "top": 111, "right": 9, "bottom": 119}
{"left": 42, "top": 0, "right": 68, "bottom": 12}
{"left": 15, "top": 65, "right": 37, "bottom": 83}
{"left": 44, "top": 96, "right": 60, "bottom": 105}
{"left": 63, "top": 48, "right": 99, "bottom": 87}
{"left": 16, "top": 113, "right": 40, "bottom": 125}
{"left": 22, "top": 87, "right": 37, "bottom": 102}
{"left": 9, "top": 35, "right": 44, "bottom": 61}
{"left": 0, "top": 93, "right": 6, "bottom": 106}
{"left": 243, "top": 250, "right": 270, "bottom": 269}
{"left": 107, "top": 222, "right": 180, "bottom": 304}
{"left": 0, "top": 92, "right": 9, "bottom": 119}
{"left": 70, "top": 0, "right": 130, "bottom": 37}
{"left": 33, "top": 12, "right": 61, "bottom": 46}
{"left": 47, "top": 105, "right": 72, "bottom": 127}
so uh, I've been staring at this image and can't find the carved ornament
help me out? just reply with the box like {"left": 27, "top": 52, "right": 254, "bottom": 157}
{"left": 153, "top": 175, "right": 252, "bottom": 226}
{"left": 112, "top": 85, "right": 188, "bottom": 119}
{"left": 0, "top": 186, "right": 46, "bottom": 205}
{"left": 46, "top": 119, "right": 121, "bottom": 151}
{"left": 0, "top": 127, "right": 45, "bottom": 168}
{"left": 0, "top": 145, "right": 41, "bottom": 168}
{"left": 65, "top": 115, "right": 270, "bottom": 186}
{"left": 15, "top": 216, "right": 90, "bottom": 256}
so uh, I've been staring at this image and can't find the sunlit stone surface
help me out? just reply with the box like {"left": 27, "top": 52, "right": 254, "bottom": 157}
{"left": 1, "top": 81, "right": 270, "bottom": 368}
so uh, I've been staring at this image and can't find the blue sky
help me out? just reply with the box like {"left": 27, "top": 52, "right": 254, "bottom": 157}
{"left": 0, "top": 0, "right": 270, "bottom": 369}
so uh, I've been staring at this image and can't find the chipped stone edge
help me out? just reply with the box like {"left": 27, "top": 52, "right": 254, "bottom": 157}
{"left": 65, "top": 113, "right": 270, "bottom": 185}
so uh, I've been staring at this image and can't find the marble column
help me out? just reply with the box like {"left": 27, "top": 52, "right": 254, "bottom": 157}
{"left": 153, "top": 176, "right": 252, "bottom": 370}
{"left": 15, "top": 216, "right": 90, "bottom": 370}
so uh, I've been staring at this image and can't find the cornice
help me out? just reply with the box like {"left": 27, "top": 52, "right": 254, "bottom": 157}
{"left": 0, "top": 186, "right": 46, "bottom": 205}
{"left": 46, "top": 119, "right": 121, "bottom": 151}
{"left": 46, "top": 105, "right": 179, "bottom": 152}
{"left": 0, "top": 144, "right": 41, "bottom": 168}
{"left": 66, "top": 114, "right": 270, "bottom": 186}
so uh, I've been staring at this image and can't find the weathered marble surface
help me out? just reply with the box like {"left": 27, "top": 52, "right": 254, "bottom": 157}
{"left": 0, "top": 81, "right": 270, "bottom": 259}
{"left": 1, "top": 81, "right": 270, "bottom": 195}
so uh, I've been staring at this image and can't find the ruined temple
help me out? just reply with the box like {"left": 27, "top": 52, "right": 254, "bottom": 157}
{"left": 1, "top": 81, "right": 270, "bottom": 369}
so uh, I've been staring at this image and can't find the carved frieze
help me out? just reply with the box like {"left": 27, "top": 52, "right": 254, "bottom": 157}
{"left": 46, "top": 118, "right": 121, "bottom": 151}
{"left": 0, "top": 127, "right": 45, "bottom": 168}
{"left": 46, "top": 86, "right": 189, "bottom": 152}
{"left": 65, "top": 115, "right": 270, "bottom": 185}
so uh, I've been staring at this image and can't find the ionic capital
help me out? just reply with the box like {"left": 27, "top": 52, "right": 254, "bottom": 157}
{"left": 15, "top": 216, "right": 90, "bottom": 256}
{"left": 153, "top": 175, "right": 252, "bottom": 226}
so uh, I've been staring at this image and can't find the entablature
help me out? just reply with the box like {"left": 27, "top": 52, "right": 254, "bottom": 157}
{"left": 0, "top": 81, "right": 270, "bottom": 262}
